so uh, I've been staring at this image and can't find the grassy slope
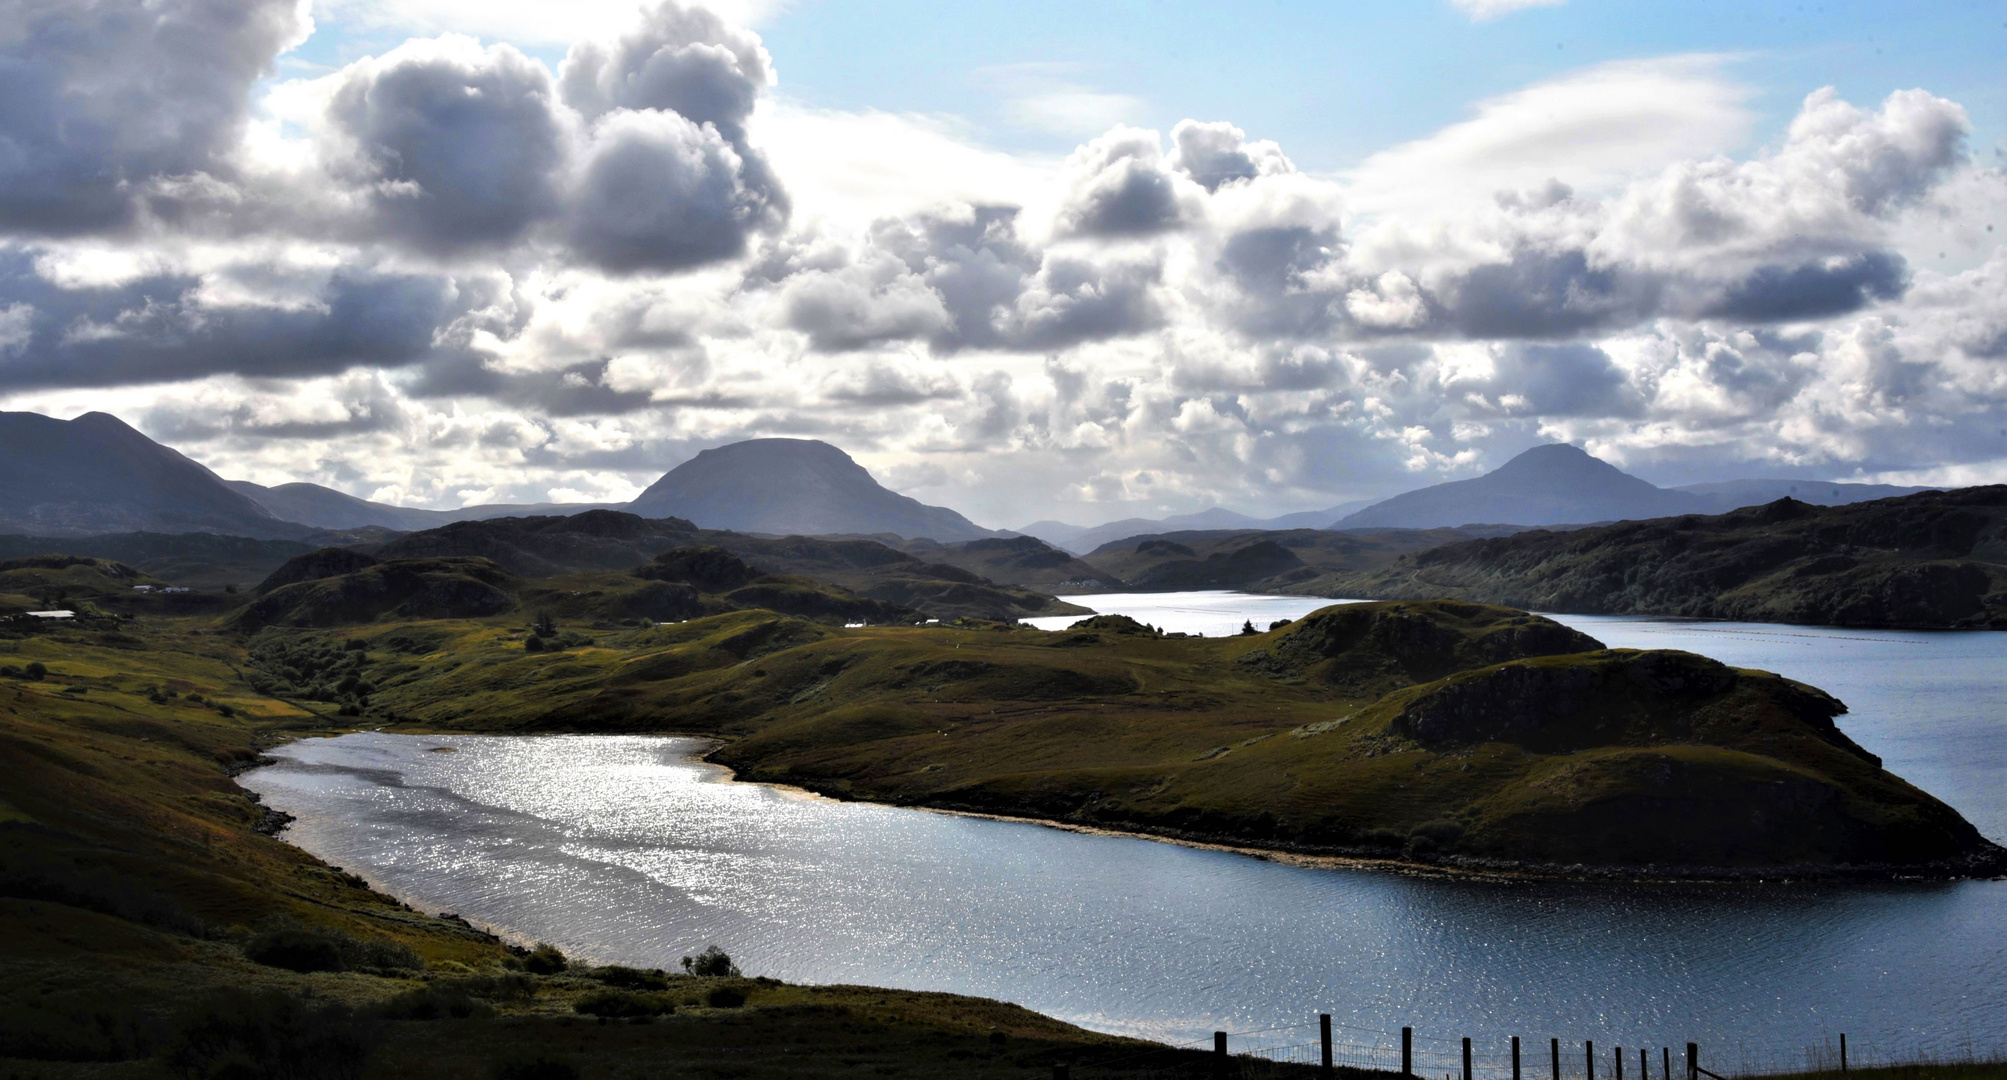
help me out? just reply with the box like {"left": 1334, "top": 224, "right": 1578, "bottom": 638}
{"left": 1285, "top": 489, "right": 2007, "bottom": 630}
{"left": 0, "top": 622, "right": 1159, "bottom": 1078}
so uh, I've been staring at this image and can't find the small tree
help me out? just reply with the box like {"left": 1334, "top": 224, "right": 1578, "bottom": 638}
{"left": 1239, "top": 619, "right": 1257, "bottom": 636}
{"left": 680, "top": 945, "right": 740, "bottom": 977}
{"left": 532, "top": 612, "right": 558, "bottom": 637}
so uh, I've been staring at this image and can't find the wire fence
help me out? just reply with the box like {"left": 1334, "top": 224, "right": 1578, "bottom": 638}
{"left": 1056, "top": 1017, "right": 2007, "bottom": 1080}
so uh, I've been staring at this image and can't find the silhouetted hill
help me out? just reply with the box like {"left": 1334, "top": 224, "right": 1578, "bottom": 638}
{"left": 1019, "top": 500, "right": 1379, "bottom": 554}
{"left": 0, "top": 412, "right": 311, "bottom": 539}
{"left": 1338, "top": 444, "right": 1707, "bottom": 529}
{"left": 1301, "top": 487, "right": 2007, "bottom": 629}
{"left": 630, "top": 439, "right": 993, "bottom": 541}
{"left": 1081, "top": 526, "right": 1528, "bottom": 591}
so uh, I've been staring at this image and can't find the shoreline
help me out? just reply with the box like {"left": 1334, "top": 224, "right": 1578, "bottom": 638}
{"left": 247, "top": 726, "right": 2007, "bottom": 887}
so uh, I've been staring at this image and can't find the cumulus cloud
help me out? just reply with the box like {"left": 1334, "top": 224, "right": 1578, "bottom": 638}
{"left": 0, "top": 0, "right": 2002, "bottom": 526}
{"left": 321, "top": 36, "right": 566, "bottom": 253}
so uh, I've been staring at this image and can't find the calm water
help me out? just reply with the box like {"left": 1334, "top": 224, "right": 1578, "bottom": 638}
{"left": 243, "top": 594, "right": 2007, "bottom": 1072}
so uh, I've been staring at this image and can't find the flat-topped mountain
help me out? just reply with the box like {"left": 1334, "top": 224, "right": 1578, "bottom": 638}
{"left": 0, "top": 411, "right": 309, "bottom": 539}
{"left": 629, "top": 439, "right": 993, "bottom": 541}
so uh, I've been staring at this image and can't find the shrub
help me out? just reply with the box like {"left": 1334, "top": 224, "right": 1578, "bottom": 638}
{"left": 1359, "top": 827, "right": 1406, "bottom": 850}
{"left": 164, "top": 990, "right": 378, "bottom": 1080}
{"left": 680, "top": 945, "right": 740, "bottom": 977}
{"left": 244, "top": 923, "right": 421, "bottom": 974}
{"left": 531, "top": 612, "right": 558, "bottom": 637}
{"left": 1239, "top": 620, "right": 1258, "bottom": 635}
{"left": 24, "top": 661, "right": 46, "bottom": 680}
{"left": 572, "top": 990, "right": 673, "bottom": 1019}
{"left": 1409, "top": 819, "right": 1465, "bottom": 846}
{"left": 704, "top": 986, "right": 747, "bottom": 1009}
{"left": 443, "top": 974, "right": 536, "bottom": 1002}
{"left": 1268, "top": 618, "right": 1294, "bottom": 631}
{"left": 523, "top": 943, "right": 568, "bottom": 975}
{"left": 244, "top": 928, "right": 345, "bottom": 973}
{"left": 591, "top": 965, "right": 669, "bottom": 991}
{"left": 493, "top": 1057, "right": 580, "bottom": 1080}
{"left": 523, "top": 635, "right": 545, "bottom": 653}
{"left": 0, "top": 665, "right": 19, "bottom": 678}
{"left": 376, "top": 985, "right": 491, "bottom": 1021}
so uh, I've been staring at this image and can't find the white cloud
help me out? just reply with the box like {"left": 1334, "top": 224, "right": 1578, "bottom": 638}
{"left": 1345, "top": 55, "right": 1754, "bottom": 220}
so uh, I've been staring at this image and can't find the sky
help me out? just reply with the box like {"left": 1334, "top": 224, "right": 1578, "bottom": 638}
{"left": 1, "top": 0, "right": 2004, "bottom": 529}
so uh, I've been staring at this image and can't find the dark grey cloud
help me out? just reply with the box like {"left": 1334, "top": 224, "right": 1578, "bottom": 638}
{"left": 0, "top": 0, "right": 301, "bottom": 238}
{"left": 0, "top": 249, "right": 486, "bottom": 389}
{"left": 564, "top": 109, "right": 786, "bottom": 273}
{"left": 1055, "top": 129, "right": 1187, "bottom": 239}
{"left": 1702, "top": 252, "right": 1908, "bottom": 321}
{"left": 555, "top": 0, "right": 786, "bottom": 272}
{"left": 1485, "top": 343, "right": 1644, "bottom": 418}
{"left": 325, "top": 41, "right": 566, "bottom": 253}
{"left": 1169, "top": 120, "right": 1262, "bottom": 192}
{"left": 559, "top": 0, "right": 768, "bottom": 139}
{"left": 402, "top": 355, "right": 660, "bottom": 417}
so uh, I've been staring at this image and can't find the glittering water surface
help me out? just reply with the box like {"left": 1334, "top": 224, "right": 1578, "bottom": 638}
{"left": 243, "top": 594, "right": 2007, "bottom": 1068}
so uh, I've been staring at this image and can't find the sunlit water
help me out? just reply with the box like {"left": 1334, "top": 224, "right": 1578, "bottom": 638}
{"left": 243, "top": 593, "right": 2007, "bottom": 1071}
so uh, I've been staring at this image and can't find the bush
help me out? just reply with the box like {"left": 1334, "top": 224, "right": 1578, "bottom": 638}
{"left": 1359, "top": 827, "right": 1406, "bottom": 850}
{"left": 1409, "top": 819, "right": 1465, "bottom": 846}
{"left": 243, "top": 922, "right": 421, "bottom": 974}
{"left": 493, "top": 1057, "right": 580, "bottom": 1080}
{"left": 164, "top": 989, "right": 378, "bottom": 1080}
{"left": 1239, "top": 620, "right": 1258, "bottom": 635}
{"left": 245, "top": 928, "right": 346, "bottom": 973}
{"left": 1268, "top": 618, "right": 1294, "bottom": 631}
{"left": 573, "top": 990, "right": 673, "bottom": 1019}
{"left": 704, "top": 986, "right": 747, "bottom": 1009}
{"left": 444, "top": 974, "right": 536, "bottom": 1002}
{"left": 523, "top": 635, "right": 545, "bottom": 653}
{"left": 680, "top": 945, "right": 740, "bottom": 977}
{"left": 24, "top": 661, "right": 46, "bottom": 680}
{"left": 523, "top": 943, "right": 568, "bottom": 975}
{"left": 376, "top": 985, "right": 491, "bottom": 1021}
{"left": 590, "top": 965, "right": 669, "bottom": 991}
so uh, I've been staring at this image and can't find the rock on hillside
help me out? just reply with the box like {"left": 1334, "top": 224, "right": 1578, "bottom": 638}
{"left": 628, "top": 439, "right": 993, "bottom": 541}
{"left": 1300, "top": 487, "right": 2007, "bottom": 629}
{"left": 1339, "top": 444, "right": 1708, "bottom": 529}
{"left": 0, "top": 411, "right": 310, "bottom": 539}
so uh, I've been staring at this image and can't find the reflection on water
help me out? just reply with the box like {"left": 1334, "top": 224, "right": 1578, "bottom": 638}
{"left": 242, "top": 593, "right": 2007, "bottom": 1065}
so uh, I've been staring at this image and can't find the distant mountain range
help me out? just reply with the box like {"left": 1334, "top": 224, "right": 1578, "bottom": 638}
{"left": 0, "top": 410, "right": 1942, "bottom": 551}
{"left": 1025, "top": 445, "right": 1935, "bottom": 551}
{"left": 0, "top": 412, "right": 993, "bottom": 543}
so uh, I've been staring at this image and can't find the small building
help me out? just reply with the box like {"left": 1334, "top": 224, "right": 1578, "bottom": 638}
{"left": 27, "top": 610, "right": 76, "bottom": 619}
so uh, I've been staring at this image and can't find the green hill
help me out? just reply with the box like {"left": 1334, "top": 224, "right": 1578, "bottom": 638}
{"left": 1289, "top": 488, "right": 2007, "bottom": 629}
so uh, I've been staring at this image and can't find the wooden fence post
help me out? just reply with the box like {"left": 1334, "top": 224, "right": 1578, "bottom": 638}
{"left": 1551, "top": 1039, "right": 1560, "bottom": 1080}
{"left": 1587, "top": 1041, "right": 1595, "bottom": 1080}
{"left": 1513, "top": 1035, "right": 1522, "bottom": 1080}
{"left": 1840, "top": 1034, "right": 1848, "bottom": 1074}
{"left": 1663, "top": 1048, "right": 1671, "bottom": 1080}
{"left": 1320, "top": 1015, "right": 1333, "bottom": 1078}
{"left": 1617, "top": 1046, "right": 1624, "bottom": 1080}
{"left": 1687, "top": 1043, "right": 1698, "bottom": 1080}
{"left": 1640, "top": 1047, "right": 1647, "bottom": 1080}
{"left": 1404, "top": 1027, "right": 1414, "bottom": 1077}
{"left": 1464, "top": 1037, "right": 1473, "bottom": 1080}
{"left": 1215, "top": 1031, "right": 1228, "bottom": 1078}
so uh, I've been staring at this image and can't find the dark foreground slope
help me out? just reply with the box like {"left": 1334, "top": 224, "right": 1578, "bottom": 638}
{"left": 250, "top": 600, "right": 2004, "bottom": 877}
{"left": 1295, "top": 488, "right": 2007, "bottom": 629}
{"left": 0, "top": 626, "right": 1152, "bottom": 1077}
{"left": 1081, "top": 526, "right": 1522, "bottom": 591}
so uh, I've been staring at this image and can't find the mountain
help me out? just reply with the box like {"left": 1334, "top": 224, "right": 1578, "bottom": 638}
{"left": 1337, "top": 444, "right": 1709, "bottom": 529}
{"left": 0, "top": 411, "right": 311, "bottom": 539}
{"left": 228, "top": 480, "right": 617, "bottom": 531}
{"left": 628, "top": 438, "right": 994, "bottom": 541}
{"left": 1675, "top": 478, "right": 1936, "bottom": 509}
{"left": 1298, "top": 487, "right": 2007, "bottom": 629}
